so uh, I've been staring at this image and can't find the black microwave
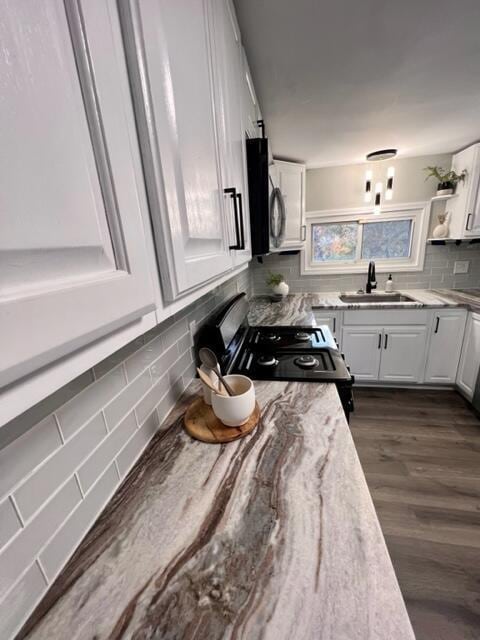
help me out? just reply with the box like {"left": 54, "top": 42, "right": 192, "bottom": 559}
{"left": 246, "top": 137, "right": 286, "bottom": 255}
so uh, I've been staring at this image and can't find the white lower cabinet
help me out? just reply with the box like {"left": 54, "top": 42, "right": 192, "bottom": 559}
{"left": 313, "top": 311, "right": 340, "bottom": 342}
{"left": 379, "top": 327, "right": 427, "bottom": 382}
{"left": 341, "top": 327, "right": 382, "bottom": 381}
{"left": 456, "top": 313, "right": 480, "bottom": 398}
{"left": 425, "top": 310, "right": 467, "bottom": 383}
{"left": 342, "top": 324, "right": 427, "bottom": 383}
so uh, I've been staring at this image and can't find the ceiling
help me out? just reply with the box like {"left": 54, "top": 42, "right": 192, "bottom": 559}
{"left": 234, "top": 0, "right": 480, "bottom": 167}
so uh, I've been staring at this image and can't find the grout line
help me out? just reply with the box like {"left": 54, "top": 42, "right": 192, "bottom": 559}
{"left": 9, "top": 494, "right": 25, "bottom": 528}
{"left": 74, "top": 472, "right": 85, "bottom": 499}
{"left": 35, "top": 558, "right": 49, "bottom": 586}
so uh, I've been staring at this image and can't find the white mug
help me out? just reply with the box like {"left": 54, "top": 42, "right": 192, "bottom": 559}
{"left": 211, "top": 375, "right": 255, "bottom": 427}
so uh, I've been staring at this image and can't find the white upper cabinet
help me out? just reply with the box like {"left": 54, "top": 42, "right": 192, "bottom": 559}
{"left": 0, "top": 0, "right": 155, "bottom": 388}
{"left": 119, "top": 0, "right": 235, "bottom": 301}
{"left": 209, "top": 0, "right": 251, "bottom": 267}
{"left": 456, "top": 312, "right": 480, "bottom": 399}
{"left": 449, "top": 143, "right": 480, "bottom": 238}
{"left": 425, "top": 311, "right": 467, "bottom": 384}
{"left": 242, "top": 49, "right": 261, "bottom": 139}
{"left": 270, "top": 160, "right": 306, "bottom": 251}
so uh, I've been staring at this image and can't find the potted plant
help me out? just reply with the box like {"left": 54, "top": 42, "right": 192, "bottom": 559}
{"left": 266, "top": 271, "right": 289, "bottom": 297}
{"left": 424, "top": 165, "right": 467, "bottom": 196}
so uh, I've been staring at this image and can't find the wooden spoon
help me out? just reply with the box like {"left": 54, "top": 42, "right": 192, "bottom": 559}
{"left": 198, "top": 348, "right": 235, "bottom": 396}
{"left": 197, "top": 368, "right": 228, "bottom": 396}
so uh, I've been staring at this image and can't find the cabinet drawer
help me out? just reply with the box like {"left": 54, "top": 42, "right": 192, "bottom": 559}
{"left": 343, "top": 309, "right": 428, "bottom": 326}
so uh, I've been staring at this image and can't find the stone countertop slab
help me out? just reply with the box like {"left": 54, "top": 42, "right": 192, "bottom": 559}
{"left": 248, "top": 289, "right": 480, "bottom": 326}
{"left": 19, "top": 380, "right": 414, "bottom": 640}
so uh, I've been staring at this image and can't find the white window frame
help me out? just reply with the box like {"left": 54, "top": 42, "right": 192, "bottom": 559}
{"left": 301, "top": 201, "right": 430, "bottom": 275}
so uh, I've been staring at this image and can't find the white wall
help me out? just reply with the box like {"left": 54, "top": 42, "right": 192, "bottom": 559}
{"left": 306, "top": 153, "right": 453, "bottom": 211}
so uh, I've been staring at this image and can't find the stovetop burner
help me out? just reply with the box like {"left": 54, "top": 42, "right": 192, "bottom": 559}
{"left": 263, "top": 332, "right": 281, "bottom": 343}
{"left": 294, "top": 354, "right": 319, "bottom": 369}
{"left": 294, "top": 331, "right": 311, "bottom": 342}
{"left": 257, "top": 354, "right": 279, "bottom": 367}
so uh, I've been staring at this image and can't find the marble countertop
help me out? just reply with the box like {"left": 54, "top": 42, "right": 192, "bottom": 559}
{"left": 248, "top": 288, "right": 480, "bottom": 326}
{"left": 20, "top": 380, "right": 414, "bottom": 640}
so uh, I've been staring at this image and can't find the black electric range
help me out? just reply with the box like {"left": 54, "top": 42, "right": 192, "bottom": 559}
{"left": 197, "top": 293, "right": 354, "bottom": 420}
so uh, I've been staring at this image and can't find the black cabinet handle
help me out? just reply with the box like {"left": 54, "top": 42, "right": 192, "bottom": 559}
{"left": 224, "top": 187, "right": 241, "bottom": 250}
{"left": 378, "top": 333, "right": 382, "bottom": 349}
{"left": 466, "top": 213, "right": 473, "bottom": 231}
{"left": 236, "top": 192, "right": 246, "bottom": 250}
{"left": 257, "top": 119, "right": 265, "bottom": 138}
{"left": 434, "top": 316, "right": 440, "bottom": 333}
{"left": 384, "top": 333, "right": 388, "bottom": 349}
{"left": 333, "top": 317, "right": 336, "bottom": 333}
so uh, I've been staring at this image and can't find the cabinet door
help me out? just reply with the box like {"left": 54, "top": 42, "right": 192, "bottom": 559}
{"left": 242, "top": 49, "right": 260, "bottom": 139}
{"left": 450, "top": 144, "right": 480, "bottom": 238}
{"left": 379, "top": 327, "right": 427, "bottom": 382}
{"left": 209, "top": 0, "right": 251, "bottom": 267}
{"left": 0, "top": 0, "right": 155, "bottom": 388}
{"left": 120, "top": 0, "right": 234, "bottom": 301}
{"left": 341, "top": 327, "right": 382, "bottom": 381}
{"left": 314, "top": 312, "right": 340, "bottom": 342}
{"left": 425, "top": 311, "right": 467, "bottom": 383}
{"left": 270, "top": 161, "right": 306, "bottom": 251}
{"left": 456, "top": 313, "right": 480, "bottom": 398}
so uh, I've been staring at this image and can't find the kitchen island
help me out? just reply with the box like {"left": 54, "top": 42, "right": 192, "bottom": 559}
{"left": 19, "top": 380, "right": 414, "bottom": 640}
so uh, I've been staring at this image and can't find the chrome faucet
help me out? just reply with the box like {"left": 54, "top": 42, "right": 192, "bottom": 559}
{"left": 366, "top": 261, "right": 377, "bottom": 293}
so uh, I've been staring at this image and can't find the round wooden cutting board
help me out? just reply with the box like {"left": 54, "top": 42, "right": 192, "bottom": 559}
{"left": 184, "top": 397, "right": 261, "bottom": 444}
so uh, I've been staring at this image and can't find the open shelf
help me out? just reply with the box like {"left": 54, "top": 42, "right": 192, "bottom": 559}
{"left": 431, "top": 194, "right": 459, "bottom": 202}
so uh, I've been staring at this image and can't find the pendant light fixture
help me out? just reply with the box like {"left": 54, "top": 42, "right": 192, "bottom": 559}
{"left": 364, "top": 149, "right": 398, "bottom": 213}
{"left": 373, "top": 182, "right": 382, "bottom": 215}
{"left": 385, "top": 166, "right": 395, "bottom": 200}
{"left": 364, "top": 170, "right": 373, "bottom": 203}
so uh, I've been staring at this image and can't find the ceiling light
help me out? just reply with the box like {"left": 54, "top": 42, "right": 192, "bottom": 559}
{"left": 366, "top": 149, "right": 397, "bottom": 162}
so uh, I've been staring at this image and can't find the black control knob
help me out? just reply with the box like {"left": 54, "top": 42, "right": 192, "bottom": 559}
{"left": 341, "top": 352, "right": 345, "bottom": 360}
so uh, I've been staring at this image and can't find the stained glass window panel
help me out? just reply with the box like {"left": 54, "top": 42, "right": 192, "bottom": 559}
{"left": 312, "top": 222, "right": 358, "bottom": 262}
{"left": 361, "top": 219, "right": 412, "bottom": 259}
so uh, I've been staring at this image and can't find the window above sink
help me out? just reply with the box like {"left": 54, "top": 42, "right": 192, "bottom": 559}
{"left": 302, "top": 202, "right": 430, "bottom": 275}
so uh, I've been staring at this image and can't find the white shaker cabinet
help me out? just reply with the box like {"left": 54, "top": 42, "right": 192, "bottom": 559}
{"left": 341, "top": 327, "right": 382, "bottom": 381}
{"left": 456, "top": 312, "right": 480, "bottom": 399}
{"left": 449, "top": 143, "right": 480, "bottom": 238}
{"left": 0, "top": 0, "right": 155, "bottom": 388}
{"left": 425, "top": 310, "right": 467, "bottom": 383}
{"left": 209, "top": 0, "right": 252, "bottom": 268}
{"left": 313, "top": 311, "right": 341, "bottom": 343}
{"left": 119, "top": 0, "right": 235, "bottom": 301}
{"left": 270, "top": 160, "right": 306, "bottom": 251}
{"left": 379, "top": 327, "right": 427, "bottom": 383}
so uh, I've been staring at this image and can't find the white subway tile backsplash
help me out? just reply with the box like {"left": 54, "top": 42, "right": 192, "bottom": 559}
{"left": 14, "top": 414, "right": 107, "bottom": 522}
{"left": 0, "top": 562, "right": 47, "bottom": 640}
{"left": 77, "top": 413, "right": 137, "bottom": 494}
{"left": 0, "top": 477, "right": 81, "bottom": 600}
{"left": 124, "top": 335, "right": 164, "bottom": 382}
{"left": 103, "top": 369, "right": 152, "bottom": 430}
{"left": 0, "top": 498, "right": 21, "bottom": 550}
{"left": 56, "top": 366, "right": 127, "bottom": 440}
{"left": 135, "top": 374, "right": 170, "bottom": 425}
{"left": 0, "top": 415, "right": 62, "bottom": 500}
{"left": 116, "top": 412, "right": 159, "bottom": 478}
{"left": 39, "top": 463, "right": 119, "bottom": 582}
{"left": 0, "top": 269, "right": 251, "bottom": 638}
{"left": 150, "top": 343, "right": 179, "bottom": 382}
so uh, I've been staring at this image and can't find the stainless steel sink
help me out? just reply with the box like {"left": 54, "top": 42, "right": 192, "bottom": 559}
{"left": 339, "top": 293, "right": 417, "bottom": 304}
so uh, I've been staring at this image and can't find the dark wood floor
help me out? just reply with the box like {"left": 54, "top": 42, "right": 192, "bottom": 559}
{"left": 350, "top": 388, "right": 480, "bottom": 640}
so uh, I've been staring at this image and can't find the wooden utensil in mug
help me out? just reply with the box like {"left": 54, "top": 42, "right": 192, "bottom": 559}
{"left": 197, "top": 368, "right": 228, "bottom": 396}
